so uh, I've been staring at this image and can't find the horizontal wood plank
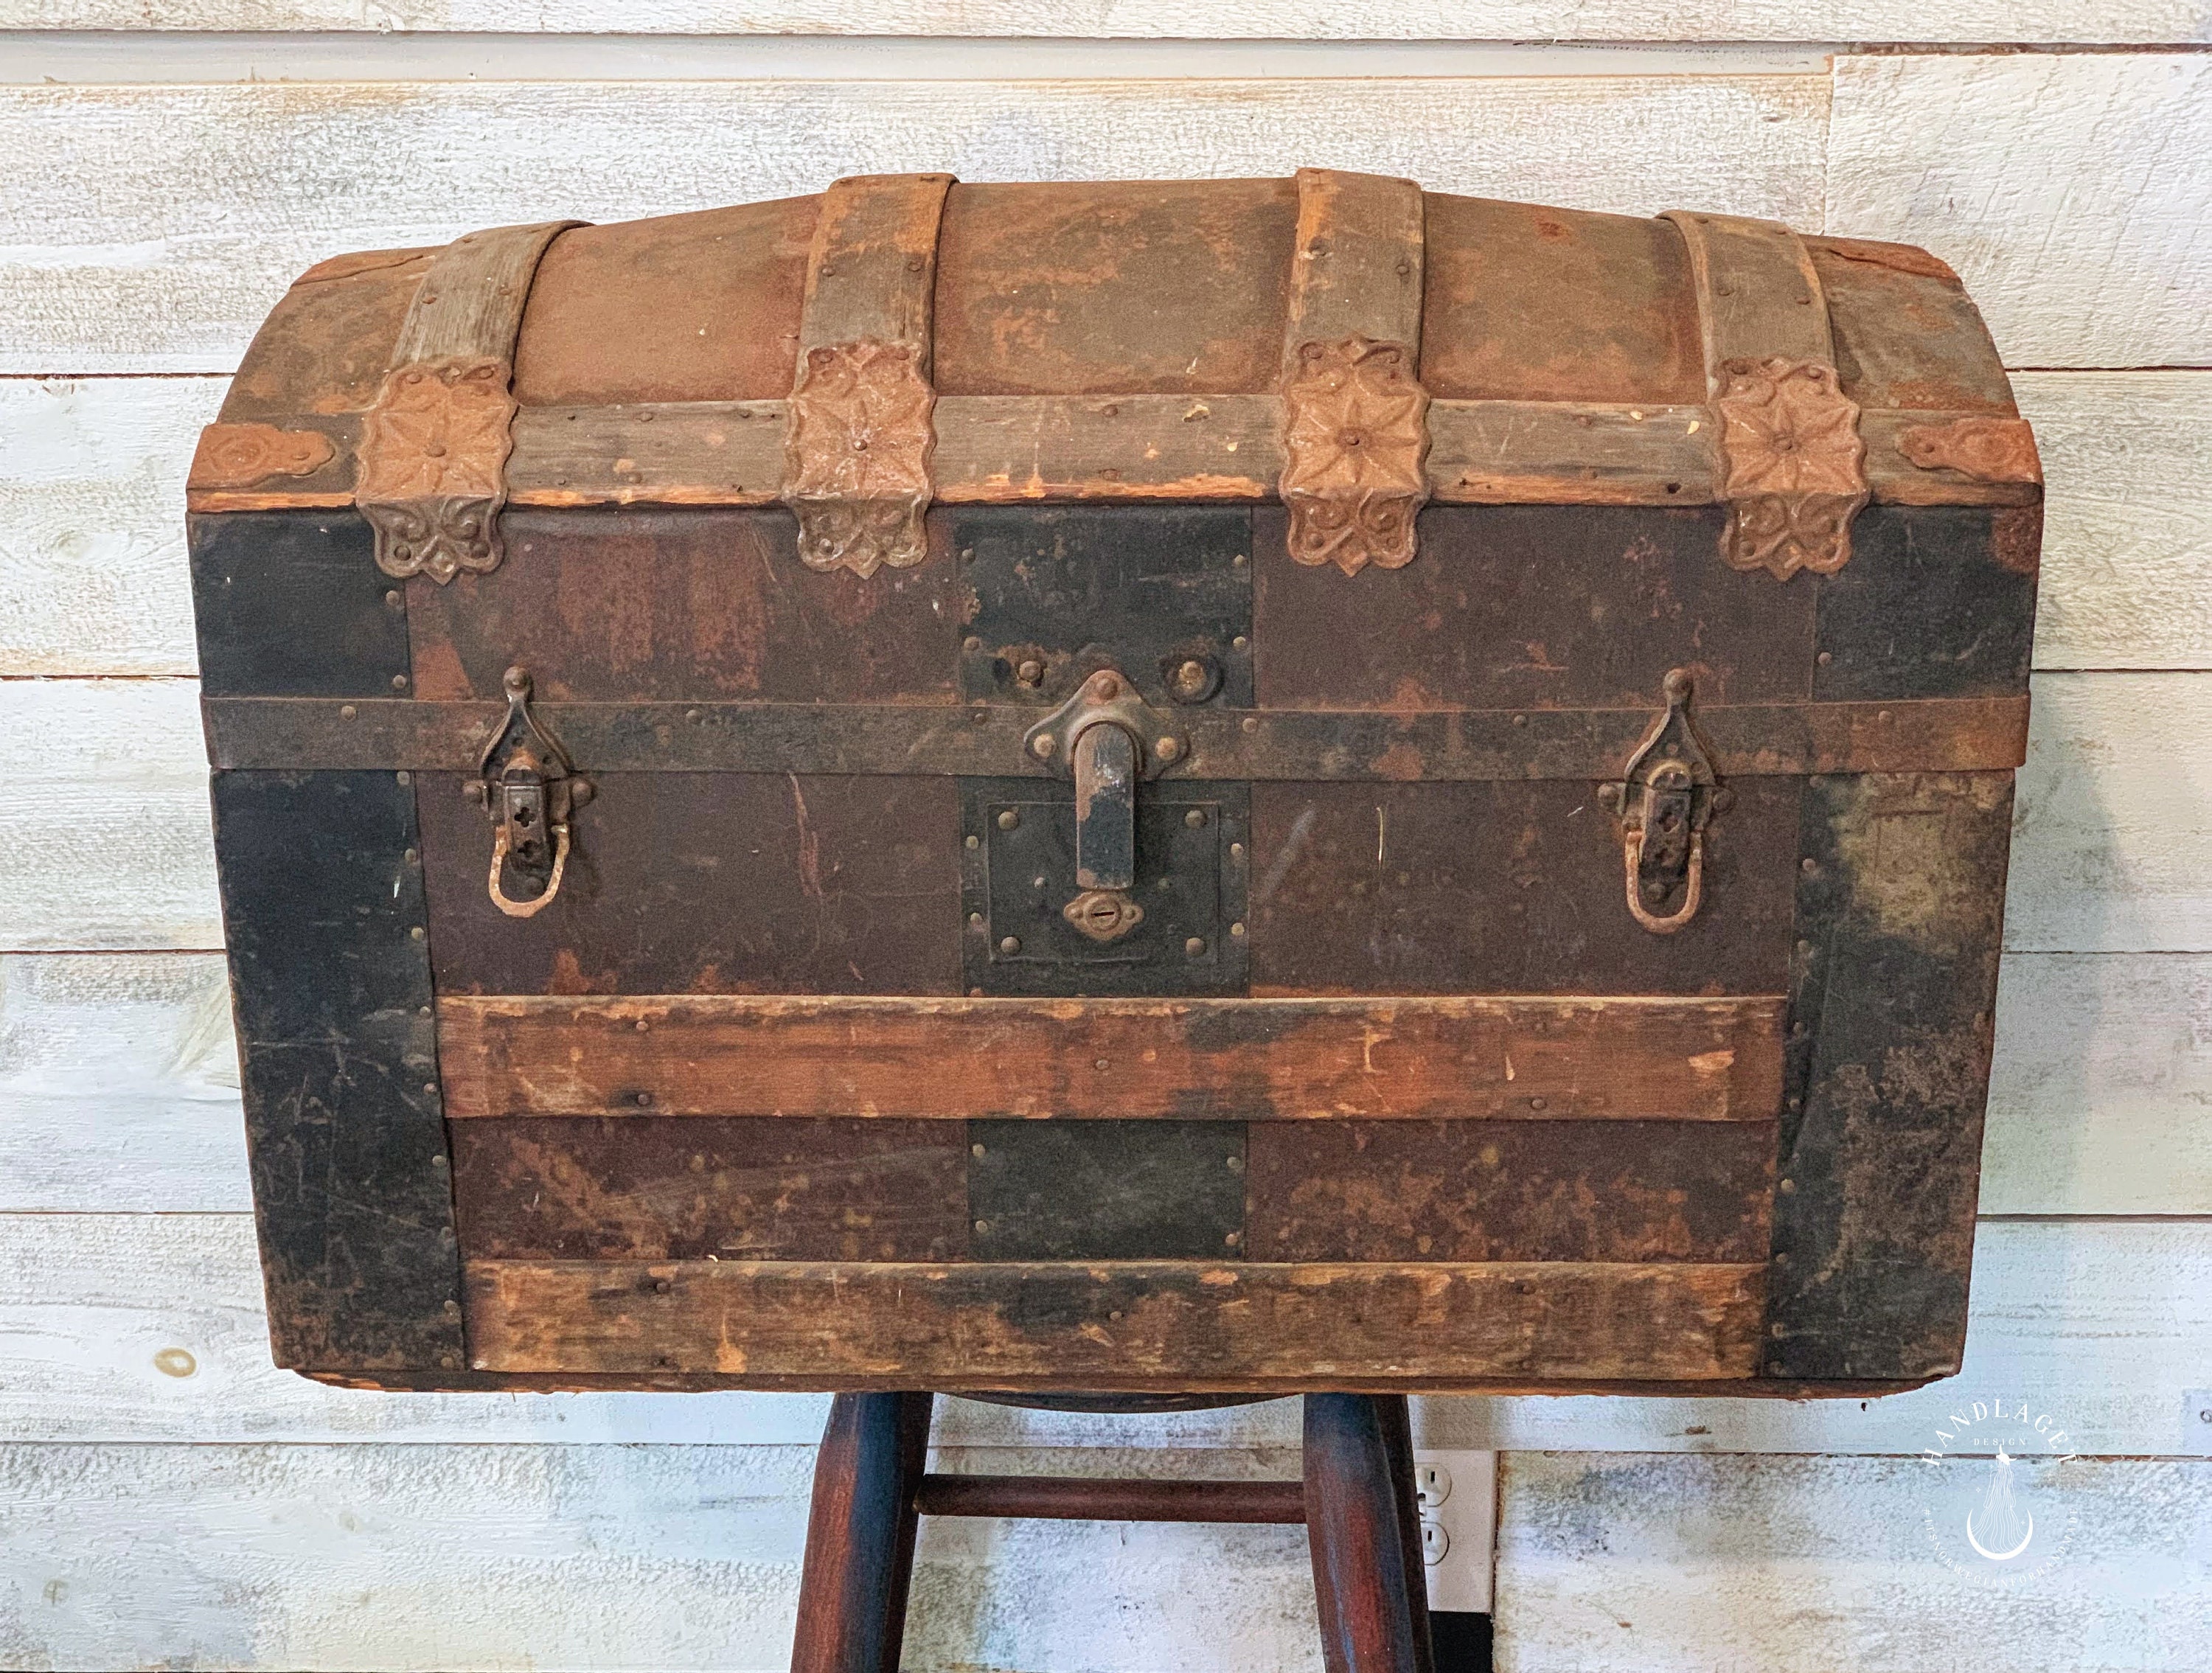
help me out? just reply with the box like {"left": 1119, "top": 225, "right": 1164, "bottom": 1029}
{"left": 10, "top": 3, "right": 2207, "bottom": 41}
{"left": 464, "top": 1257, "right": 1768, "bottom": 1385}
{"left": 1829, "top": 53, "right": 2212, "bottom": 367}
{"left": 1495, "top": 1454, "right": 2212, "bottom": 1673}
{"left": 0, "top": 77, "right": 1828, "bottom": 373}
{"left": 18, "top": 371, "right": 2205, "bottom": 678}
{"left": 437, "top": 993, "right": 1785, "bottom": 1121}
{"left": 9, "top": 1213, "right": 2207, "bottom": 1451}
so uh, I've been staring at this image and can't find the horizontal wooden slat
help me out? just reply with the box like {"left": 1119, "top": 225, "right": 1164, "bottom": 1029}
{"left": 463, "top": 1257, "right": 1768, "bottom": 1385}
{"left": 1496, "top": 1454, "right": 2212, "bottom": 1673}
{"left": 10, "top": 4, "right": 2207, "bottom": 41}
{"left": 437, "top": 993, "right": 1785, "bottom": 1121}
{"left": 1829, "top": 53, "right": 2212, "bottom": 367}
{"left": 0, "top": 77, "right": 1826, "bottom": 373}
{"left": 203, "top": 694, "right": 2031, "bottom": 777}
{"left": 192, "top": 395, "right": 2032, "bottom": 515}
{"left": 16, "top": 372, "right": 2199, "bottom": 680}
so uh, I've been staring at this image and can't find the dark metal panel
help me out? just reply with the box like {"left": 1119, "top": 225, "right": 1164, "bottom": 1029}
{"left": 406, "top": 507, "right": 961, "bottom": 703}
{"left": 211, "top": 768, "right": 459, "bottom": 1371}
{"left": 189, "top": 511, "right": 410, "bottom": 698}
{"left": 1814, "top": 506, "right": 2039, "bottom": 702}
{"left": 1254, "top": 504, "right": 1816, "bottom": 711}
{"left": 1767, "top": 771, "right": 2013, "bottom": 1380}
{"left": 417, "top": 771, "right": 961, "bottom": 995}
{"left": 955, "top": 505, "right": 1254, "bottom": 709}
{"left": 1250, "top": 779, "right": 1798, "bottom": 995}
{"left": 1248, "top": 1120, "right": 1775, "bottom": 1263}
{"left": 450, "top": 1117, "right": 970, "bottom": 1262}
{"left": 968, "top": 1119, "right": 1248, "bottom": 1260}
{"left": 963, "top": 779, "right": 1250, "bottom": 997}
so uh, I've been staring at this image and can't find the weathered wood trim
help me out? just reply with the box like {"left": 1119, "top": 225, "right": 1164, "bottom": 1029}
{"left": 435, "top": 993, "right": 1785, "bottom": 1121}
{"left": 1277, "top": 169, "right": 1430, "bottom": 574}
{"left": 462, "top": 1258, "right": 1768, "bottom": 1385}
{"left": 187, "top": 396, "right": 2032, "bottom": 513}
{"left": 784, "top": 173, "right": 954, "bottom": 576}
{"left": 201, "top": 692, "right": 2031, "bottom": 777}
{"left": 351, "top": 220, "right": 580, "bottom": 582}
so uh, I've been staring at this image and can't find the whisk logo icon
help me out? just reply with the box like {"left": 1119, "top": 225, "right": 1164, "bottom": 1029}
{"left": 1919, "top": 1398, "right": 2078, "bottom": 1585}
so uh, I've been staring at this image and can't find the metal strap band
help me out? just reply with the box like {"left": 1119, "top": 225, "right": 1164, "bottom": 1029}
{"left": 1661, "top": 210, "right": 1870, "bottom": 581}
{"left": 355, "top": 220, "right": 582, "bottom": 584}
{"left": 1279, "top": 168, "right": 1431, "bottom": 577}
{"left": 783, "top": 173, "right": 956, "bottom": 577}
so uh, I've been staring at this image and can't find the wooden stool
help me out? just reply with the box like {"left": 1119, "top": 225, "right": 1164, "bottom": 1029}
{"left": 790, "top": 1392, "right": 1433, "bottom": 1673}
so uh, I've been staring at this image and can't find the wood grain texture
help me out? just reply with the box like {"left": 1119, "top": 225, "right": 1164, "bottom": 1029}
{"left": 1495, "top": 1454, "right": 2212, "bottom": 1673}
{"left": 0, "top": 77, "right": 1825, "bottom": 373}
{"left": 435, "top": 993, "right": 1785, "bottom": 1121}
{"left": 18, "top": 372, "right": 2202, "bottom": 675}
{"left": 0, "top": 377, "right": 220, "bottom": 677}
{"left": 1829, "top": 53, "right": 2212, "bottom": 368}
{"left": 465, "top": 1258, "right": 1768, "bottom": 1385}
{"left": 13, "top": 1214, "right": 2211, "bottom": 1453}
{"left": 10, "top": 1, "right": 2208, "bottom": 40}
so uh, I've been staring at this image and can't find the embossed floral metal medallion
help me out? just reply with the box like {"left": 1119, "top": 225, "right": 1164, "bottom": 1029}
{"left": 783, "top": 338, "right": 936, "bottom": 578}
{"left": 1279, "top": 335, "right": 1431, "bottom": 577}
{"left": 1714, "top": 357, "right": 1869, "bottom": 580}
{"left": 356, "top": 356, "right": 518, "bottom": 584}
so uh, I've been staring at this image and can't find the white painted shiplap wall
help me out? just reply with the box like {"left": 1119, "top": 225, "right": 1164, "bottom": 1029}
{"left": 1, "top": 15, "right": 2208, "bottom": 1671}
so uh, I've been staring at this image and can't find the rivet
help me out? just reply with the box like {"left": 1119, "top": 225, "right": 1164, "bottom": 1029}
{"left": 1801, "top": 858, "right": 1818, "bottom": 874}
{"left": 1817, "top": 650, "right": 1832, "bottom": 666}
{"left": 968, "top": 911, "right": 985, "bottom": 928}
{"left": 1528, "top": 1095, "right": 1547, "bottom": 1110}
{"left": 394, "top": 771, "right": 411, "bottom": 786}
{"left": 974, "top": 1219, "right": 990, "bottom": 1233}
{"left": 655, "top": 1279, "right": 674, "bottom": 1294}
{"left": 1230, "top": 842, "right": 1245, "bottom": 860}
{"left": 1231, "top": 553, "right": 1248, "bottom": 567}
{"left": 1796, "top": 939, "right": 1814, "bottom": 957}
{"left": 439, "top": 1354, "right": 458, "bottom": 1370}
{"left": 405, "top": 848, "right": 419, "bottom": 865}
{"left": 1778, "top": 1178, "right": 1797, "bottom": 1194}
{"left": 1512, "top": 713, "right": 1526, "bottom": 727}
{"left": 420, "top": 1005, "right": 432, "bottom": 1018}
{"left": 1787, "top": 1096, "right": 1802, "bottom": 1112}
{"left": 421, "top": 1080, "right": 437, "bottom": 1095}
{"left": 1770, "top": 1322, "right": 1787, "bottom": 1338}
{"left": 1774, "top": 1251, "right": 1790, "bottom": 1265}
{"left": 1154, "top": 737, "right": 1181, "bottom": 762}
{"left": 444, "top": 1299, "right": 461, "bottom": 1315}
{"left": 1032, "top": 735, "right": 1055, "bottom": 759}
{"left": 636, "top": 1018, "right": 651, "bottom": 1032}
{"left": 1878, "top": 710, "right": 1893, "bottom": 725}
{"left": 340, "top": 704, "right": 357, "bottom": 720}
{"left": 383, "top": 590, "right": 403, "bottom": 611}
{"left": 965, "top": 833, "right": 981, "bottom": 849}
{"left": 1229, "top": 921, "right": 1246, "bottom": 938}
{"left": 1186, "top": 936, "right": 1207, "bottom": 956}
{"left": 963, "top": 636, "right": 981, "bottom": 653}
{"left": 998, "top": 809, "right": 1020, "bottom": 831}
{"left": 1015, "top": 658, "right": 1045, "bottom": 686}
{"left": 999, "top": 936, "right": 1021, "bottom": 955}
{"left": 409, "top": 926, "right": 426, "bottom": 941}
{"left": 392, "top": 673, "right": 409, "bottom": 692}
{"left": 1226, "top": 1155, "right": 1245, "bottom": 1174}
{"left": 972, "top": 1141, "right": 987, "bottom": 1158}
{"left": 430, "top": 1154, "right": 447, "bottom": 1169}
{"left": 1242, "top": 717, "right": 1258, "bottom": 733}
{"left": 1185, "top": 807, "right": 1206, "bottom": 828}
{"left": 1232, "top": 635, "right": 1249, "bottom": 650}
{"left": 1095, "top": 1058, "right": 1110, "bottom": 1071}
{"left": 636, "top": 1091, "right": 653, "bottom": 1107}
{"left": 1224, "top": 1231, "right": 1242, "bottom": 1248}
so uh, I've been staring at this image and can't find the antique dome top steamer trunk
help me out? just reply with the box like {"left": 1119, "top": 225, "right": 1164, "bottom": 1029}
{"left": 189, "top": 171, "right": 2039, "bottom": 1405}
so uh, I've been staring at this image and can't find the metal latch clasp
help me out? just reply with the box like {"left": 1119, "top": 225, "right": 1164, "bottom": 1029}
{"left": 1023, "top": 669, "right": 1187, "bottom": 945}
{"left": 1598, "top": 669, "right": 1731, "bottom": 935}
{"left": 467, "top": 665, "right": 591, "bottom": 919}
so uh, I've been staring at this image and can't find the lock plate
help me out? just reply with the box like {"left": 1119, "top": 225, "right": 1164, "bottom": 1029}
{"left": 962, "top": 779, "right": 1249, "bottom": 996}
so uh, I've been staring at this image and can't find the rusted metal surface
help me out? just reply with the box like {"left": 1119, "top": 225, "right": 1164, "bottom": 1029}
{"left": 451, "top": 1116, "right": 969, "bottom": 1262}
{"left": 1247, "top": 1118, "right": 1775, "bottom": 1264}
{"left": 462, "top": 1257, "right": 1769, "bottom": 1385}
{"left": 188, "top": 422, "right": 335, "bottom": 491}
{"left": 417, "top": 771, "right": 961, "bottom": 996}
{"left": 201, "top": 692, "right": 2032, "bottom": 778}
{"left": 1597, "top": 669, "right": 1730, "bottom": 936}
{"left": 784, "top": 174, "right": 953, "bottom": 577}
{"left": 1893, "top": 416, "right": 2043, "bottom": 484}
{"left": 433, "top": 992, "right": 1785, "bottom": 1121}
{"left": 355, "top": 220, "right": 578, "bottom": 582}
{"left": 1279, "top": 170, "right": 1429, "bottom": 574}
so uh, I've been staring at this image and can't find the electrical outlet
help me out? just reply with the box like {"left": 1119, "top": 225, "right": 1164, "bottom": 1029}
{"left": 2184, "top": 1390, "right": 2212, "bottom": 1455}
{"left": 1412, "top": 1450, "right": 1494, "bottom": 1613}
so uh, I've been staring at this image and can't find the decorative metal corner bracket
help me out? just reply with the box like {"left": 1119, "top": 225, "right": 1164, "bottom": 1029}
{"left": 1714, "top": 357, "right": 1869, "bottom": 581}
{"left": 189, "top": 422, "right": 336, "bottom": 490}
{"left": 1597, "top": 670, "right": 1733, "bottom": 936}
{"left": 783, "top": 338, "right": 936, "bottom": 578}
{"left": 1895, "top": 416, "right": 2042, "bottom": 485}
{"left": 1280, "top": 335, "right": 1431, "bottom": 577}
{"left": 357, "top": 357, "right": 518, "bottom": 584}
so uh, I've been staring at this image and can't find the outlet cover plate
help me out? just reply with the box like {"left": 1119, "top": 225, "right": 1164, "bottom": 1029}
{"left": 1413, "top": 1449, "right": 1495, "bottom": 1613}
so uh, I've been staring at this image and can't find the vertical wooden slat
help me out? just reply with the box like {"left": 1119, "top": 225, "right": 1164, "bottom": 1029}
{"left": 790, "top": 1391, "right": 935, "bottom": 1673}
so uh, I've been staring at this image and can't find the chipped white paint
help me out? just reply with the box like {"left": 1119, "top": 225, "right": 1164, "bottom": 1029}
{"left": 0, "top": 377, "right": 219, "bottom": 677}
{"left": 1495, "top": 1453, "right": 2212, "bottom": 1673}
{"left": 0, "top": 77, "right": 1830, "bottom": 372}
{"left": 2016, "top": 372, "right": 2212, "bottom": 672}
{"left": 1829, "top": 54, "right": 2212, "bottom": 368}
{"left": 7, "top": 3, "right": 2211, "bottom": 40}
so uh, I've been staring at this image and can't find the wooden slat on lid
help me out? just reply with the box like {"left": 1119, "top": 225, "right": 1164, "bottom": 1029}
{"left": 350, "top": 219, "right": 580, "bottom": 585}
{"left": 1278, "top": 168, "right": 1431, "bottom": 575}
{"left": 782, "top": 173, "right": 954, "bottom": 577}
{"left": 1662, "top": 209, "right": 1871, "bottom": 580}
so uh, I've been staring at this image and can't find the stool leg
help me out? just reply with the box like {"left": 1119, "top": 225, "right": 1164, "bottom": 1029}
{"left": 791, "top": 1391, "right": 934, "bottom": 1673}
{"left": 1304, "top": 1394, "right": 1435, "bottom": 1673}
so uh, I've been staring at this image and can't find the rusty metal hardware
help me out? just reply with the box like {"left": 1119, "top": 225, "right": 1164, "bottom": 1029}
{"left": 467, "top": 665, "right": 591, "bottom": 918}
{"left": 1598, "top": 669, "right": 1731, "bottom": 935}
{"left": 1023, "top": 669, "right": 1185, "bottom": 943}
